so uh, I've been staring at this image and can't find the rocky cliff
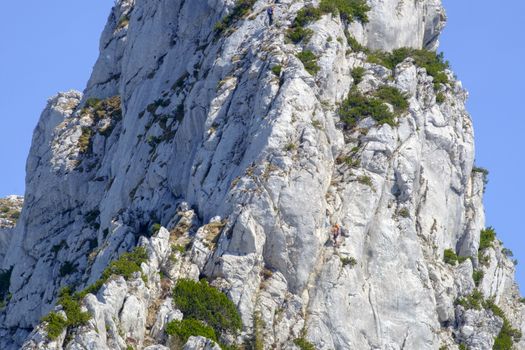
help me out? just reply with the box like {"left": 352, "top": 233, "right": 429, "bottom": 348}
{"left": 1, "top": 0, "right": 523, "bottom": 349}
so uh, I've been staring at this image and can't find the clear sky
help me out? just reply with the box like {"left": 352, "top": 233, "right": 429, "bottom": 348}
{"left": 0, "top": 1, "right": 524, "bottom": 287}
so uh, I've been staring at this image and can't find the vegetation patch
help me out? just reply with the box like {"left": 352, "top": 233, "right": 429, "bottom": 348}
{"left": 294, "top": 338, "right": 316, "bottom": 350}
{"left": 296, "top": 50, "right": 320, "bottom": 75}
{"left": 443, "top": 249, "right": 469, "bottom": 266}
{"left": 479, "top": 227, "right": 496, "bottom": 251}
{"left": 472, "top": 270, "right": 484, "bottom": 287}
{"left": 351, "top": 67, "right": 366, "bottom": 84}
{"left": 172, "top": 279, "right": 242, "bottom": 336}
{"left": 271, "top": 65, "right": 282, "bottom": 77}
{"left": 340, "top": 256, "right": 357, "bottom": 267}
{"left": 166, "top": 319, "right": 217, "bottom": 344}
{"left": 367, "top": 48, "right": 449, "bottom": 91}
{"left": 338, "top": 86, "right": 408, "bottom": 128}
{"left": 319, "top": 0, "right": 371, "bottom": 23}
{"left": 456, "top": 290, "right": 523, "bottom": 348}
{"left": 215, "top": 0, "right": 256, "bottom": 34}
{"left": 76, "top": 246, "right": 148, "bottom": 299}
{"left": 43, "top": 287, "right": 91, "bottom": 340}
{"left": 286, "top": 6, "right": 320, "bottom": 43}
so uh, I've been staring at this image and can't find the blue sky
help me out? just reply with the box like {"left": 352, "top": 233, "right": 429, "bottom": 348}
{"left": 0, "top": 1, "right": 524, "bottom": 287}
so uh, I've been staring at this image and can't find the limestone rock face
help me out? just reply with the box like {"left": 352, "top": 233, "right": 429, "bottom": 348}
{"left": 0, "top": 195, "right": 23, "bottom": 262}
{"left": 1, "top": 0, "right": 523, "bottom": 349}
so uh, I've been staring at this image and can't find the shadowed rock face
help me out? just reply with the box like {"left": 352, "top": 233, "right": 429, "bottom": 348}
{"left": 1, "top": 1, "right": 523, "bottom": 349}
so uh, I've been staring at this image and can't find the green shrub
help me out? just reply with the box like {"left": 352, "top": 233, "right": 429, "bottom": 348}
{"left": 44, "top": 287, "right": 91, "bottom": 340}
{"left": 85, "top": 98, "right": 101, "bottom": 109}
{"left": 42, "top": 312, "right": 68, "bottom": 340}
{"left": 319, "top": 0, "right": 371, "bottom": 23}
{"left": 340, "top": 256, "right": 357, "bottom": 267}
{"left": 455, "top": 290, "right": 484, "bottom": 310}
{"left": 351, "top": 67, "right": 366, "bottom": 84}
{"left": 166, "top": 319, "right": 217, "bottom": 343}
{"left": 215, "top": 0, "right": 256, "bottom": 34}
{"left": 479, "top": 227, "right": 496, "bottom": 251}
{"left": 286, "top": 6, "right": 321, "bottom": 44}
{"left": 472, "top": 270, "right": 484, "bottom": 286}
{"left": 346, "top": 33, "right": 366, "bottom": 52}
{"left": 296, "top": 51, "right": 320, "bottom": 75}
{"left": 151, "top": 223, "right": 162, "bottom": 236}
{"left": 78, "top": 127, "right": 93, "bottom": 154}
{"left": 458, "top": 345, "right": 467, "bottom": 350}
{"left": 294, "top": 338, "right": 316, "bottom": 350}
{"left": 443, "top": 249, "right": 458, "bottom": 265}
{"left": 76, "top": 246, "right": 148, "bottom": 300}
{"left": 101, "top": 246, "right": 148, "bottom": 281}
{"left": 173, "top": 279, "right": 242, "bottom": 335}
{"left": 271, "top": 65, "right": 282, "bottom": 77}
{"left": 357, "top": 175, "right": 373, "bottom": 187}
{"left": 374, "top": 86, "right": 409, "bottom": 114}
{"left": 398, "top": 208, "right": 410, "bottom": 218}
{"left": 293, "top": 6, "right": 322, "bottom": 27}
{"left": 485, "top": 299, "right": 522, "bottom": 349}
{"left": 436, "top": 92, "right": 446, "bottom": 104}
{"left": 287, "top": 27, "right": 314, "bottom": 44}
{"left": 367, "top": 48, "right": 449, "bottom": 91}
{"left": 339, "top": 89, "right": 396, "bottom": 128}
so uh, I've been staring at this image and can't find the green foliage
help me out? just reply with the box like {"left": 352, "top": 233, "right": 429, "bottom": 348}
{"left": 351, "top": 67, "right": 366, "bottom": 84}
{"left": 166, "top": 319, "right": 217, "bottom": 343}
{"left": 473, "top": 270, "right": 484, "bottom": 287}
{"left": 479, "top": 227, "right": 496, "bottom": 251}
{"left": 346, "top": 33, "right": 366, "bottom": 52}
{"left": 436, "top": 92, "right": 446, "bottom": 104}
{"left": 173, "top": 279, "right": 242, "bottom": 335}
{"left": 340, "top": 256, "right": 357, "bottom": 267}
{"left": 44, "top": 287, "right": 91, "bottom": 340}
{"left": 339, "top": 88, "right": 398, "bottom": 128}
{"left": 101, "top": 247, "right": 148, "bottom": 281}
{"left": 0, "top": 268, "right": 12, "bottom": 303}
{"left": 294, "top": 338, "right": 316, "bottom": 350}
{"left": 76, "top": 246, "right": 148, "bottom": 300}
{"left": 215, "top": 0, "right": 256, "bottom": 34}
{"left": 286, "top": 6, "right": 321, "bottom": 44}
{"left": 459, "top": 345, "right": 467, "bottom": 350}
{"left": 151, "top": 223, "right": 162, "bottom": 236}
{"left": 78, "top": 127, "right": 93, "bottom": 154}
{"left": 253, "top": 312, "right": 265, "bottom": 350}
{"left": 374, "top": 85, "right": 409, "bottom": 114}
{"left": 172, "top": 244, "right": 186, "bottom": 254}
{"left": 485, "top": 299, "right": 522, "bottom": 349}
{"left": 367, "top": 48, "right": 449, "bottom": 91}
{"left": 357, "top": 175, "right": 373, "bottom": 187}
{"left": 472, "top": 166, "right": 489, "bottom": 189}
{"left": 85, "top": 98, "right": 101, "bottom": 109}
{"left": 286, "top": 27, "right": 314, "bottom": 44}
{"left": 294, "top": 6, "right": 322, "bottom": 27}
{"left": 271, "top": 65, "right": 282, "bottom": 77}
{"left": 501, "top": 248, "right": 514, "bottom": 258}
{"left": 42, "top": 312, "right": 68, "bottom": 340}
{"left": 455, "top": 290, "right": 484, "bottom": 310}
{"left": 57, "top": 287, "right": 91, "bottom": 326}
{"left": 296, "top": 51, "right": 320, "bottom": 75}
{"left": 319, "top": 0, "right": 371, "bottom": 23}
{"left": 398, "top": 208, "right": 410, "bottom": 218}
{"left": 443, "top": 249, "right": 458, "bottom": 265}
